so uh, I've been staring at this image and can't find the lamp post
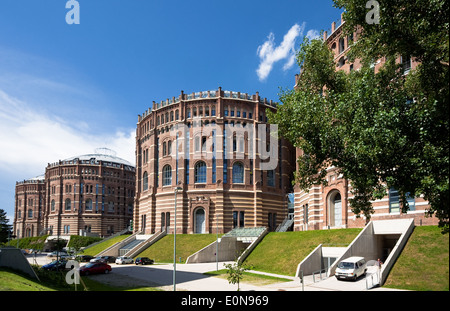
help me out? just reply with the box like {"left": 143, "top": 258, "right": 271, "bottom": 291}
{"left": 173, "top": 186, "right": 182, "bottom": 291}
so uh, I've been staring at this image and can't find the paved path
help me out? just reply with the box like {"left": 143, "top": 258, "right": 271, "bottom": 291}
{"left": 27, "top": 254, "right": 404, "bottom": 291}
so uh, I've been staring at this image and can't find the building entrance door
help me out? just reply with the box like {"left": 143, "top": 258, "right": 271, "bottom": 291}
{"left": 195, "top": 208, "right": 205, "bottom": 234}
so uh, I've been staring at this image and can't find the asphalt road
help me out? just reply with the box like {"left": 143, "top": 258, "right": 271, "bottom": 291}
{"left": 27, "top": 253, "right": 403, "bottom": 291}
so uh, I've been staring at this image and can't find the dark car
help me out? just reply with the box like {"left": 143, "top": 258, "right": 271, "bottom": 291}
{"left": 79, "top": 262, "right": 112, "bottom": 276}
{"left": 103, "top": 256, "right": 116, "bottom": 263}
{"left": 135, "top": 257, "right": 154, "bottom": 265}
{"left": 42, "top": 260, "right": 68, "bottom": 271}
{"left": 90, "top": 255, "right": 116, "bottom": 263}
{"left": 75, "top": 255, "right": 94, "bottom": 262}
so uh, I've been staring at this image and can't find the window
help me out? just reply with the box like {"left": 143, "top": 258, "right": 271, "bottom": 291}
{"left": 267, "top": 169, "right": 275, "bottom": 187}
{"left": 65, "top": 199, "right": 71, "bottom": 211}
{"left": 85, "top": 199, "right": 93, "bottom": 211}
{"left": 51, "top": 200, "right": 55, "bottom": 212}
{"left": 211, "top": 106, "right": 216, "bottom": 116}
{"left": 187, "top": 108, "right": 191, "bottom": 118}
{"left": 406, "top": 193, "right": 416, "bottom": 211}
{"left": 28, "top": 209, "right": 33, "bottom": 218}
{"left": 195, "top": 161, "right": 207, "bottom": 183}
{"left": 143, "top": 171, "right": 148, "bottom": 191}
{"left": 402, "top": 55, "right": 411, "bottom": 74}
{"left": 163, "top": 165, "right": 172, "bottom": 186}
{"left": 232, "top": 162, "right": 244, "bottom": 183}
{"left": 233, "top": 211, "right": 245, "bottom": 228}
{"left": 389, "top": 188, "right": 400, "bottom": 213}
{"left": 224, "top": 108, "right": 229, "bottom": 116}
{"left": 339, "top": 37, "right": 345, "bottom": 53}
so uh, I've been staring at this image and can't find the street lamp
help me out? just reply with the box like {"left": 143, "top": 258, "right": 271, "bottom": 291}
{"left": 173, "top": 186, "right": 182, "bottom": 291}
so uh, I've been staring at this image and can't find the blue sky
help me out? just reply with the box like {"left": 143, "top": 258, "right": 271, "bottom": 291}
{"left": 0, "top": 0, "right": 342, "bottom": 222}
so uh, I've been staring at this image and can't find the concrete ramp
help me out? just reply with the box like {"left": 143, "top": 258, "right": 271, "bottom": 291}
{"left": 296, "top": 218, "right": 415, "bottom": 287}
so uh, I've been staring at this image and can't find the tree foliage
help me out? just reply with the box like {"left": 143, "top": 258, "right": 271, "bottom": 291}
{"left": 0, "top": 209, "right": 12, "bottom": 244}
{"left": 268, "top": 0, "right": 449, "bottom": 232}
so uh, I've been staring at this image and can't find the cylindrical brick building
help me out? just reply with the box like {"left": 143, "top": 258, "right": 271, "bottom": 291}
{"left": 43, "top": 149, "right": 135, "bottom": 237}
{"left": 134, "top": 88, "right": 296, "bottom": 235}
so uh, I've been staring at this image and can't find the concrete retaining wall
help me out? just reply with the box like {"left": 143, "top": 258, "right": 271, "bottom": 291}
{"left": 295, "top": 244, "right": 323, "bottom": 277}
{"left": 0, "top": 247, "right": 39, "bottom": 280}
{"left": 186, "top": 237, "right": 247, "bottom": 264}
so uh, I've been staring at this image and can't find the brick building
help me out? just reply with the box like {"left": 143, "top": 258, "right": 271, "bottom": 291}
{"left": 14, "top": 176, "right": 46, "bottom": 238}
{"left": 293, "top": 15, "right": 437, "bottom": 231}
{"left": 134, "top": 88, "right": 296, "bottom": 234}
{"left": 13, "top": 149, "right": 135, "bottom": 238}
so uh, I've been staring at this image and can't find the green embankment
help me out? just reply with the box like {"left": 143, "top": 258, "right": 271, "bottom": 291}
{"left": 243, "top": 228, "right": 362, "bottom": 276}
{"left": 82, "top": 234, "right": 131, "bottom": 256}
{"left": 137, "top": 234, "right": 223, "bottom": 263}
{"left": 384, "top": 226, "right": 449, "bottom": 291}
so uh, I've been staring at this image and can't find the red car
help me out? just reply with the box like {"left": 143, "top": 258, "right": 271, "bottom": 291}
{"left": 79, "top": 262, "right": 112, "bottom": 276}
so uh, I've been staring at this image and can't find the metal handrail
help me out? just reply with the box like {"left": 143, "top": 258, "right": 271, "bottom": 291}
{"left": 312, "top": 268, "right": 327, "bottom": 283}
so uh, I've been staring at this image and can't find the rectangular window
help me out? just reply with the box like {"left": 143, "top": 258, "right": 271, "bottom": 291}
{"left": 239, "top": 211, "right": 245, "bottom": 228}
{"left": 406, "top": 192, "right": 416, "bottom": 211}
{"left": 212, "top": 158, "right": 216, "bottom": 183}
{"left": 186, "top": 160, "right": 190, "bottom": 184}
{"left": 402, "top": 55, "right": 411, "bottom": 74}
{"left": 389, "top": 188, "right": 400, "bottom": 213}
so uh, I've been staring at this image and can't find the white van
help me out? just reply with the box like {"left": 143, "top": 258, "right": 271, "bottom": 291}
{"left": 335, "top": 256, "right": 367, "bottom": 281}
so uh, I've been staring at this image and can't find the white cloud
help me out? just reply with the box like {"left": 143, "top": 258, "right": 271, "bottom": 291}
{"left": 0, "top": 89, "right": 136, "bottom": 179}
{"left": 306, "top": 29, "right": 320, "bottom": 40}
{"left": 256, "top": 23, "right": 305, "bottom": 81}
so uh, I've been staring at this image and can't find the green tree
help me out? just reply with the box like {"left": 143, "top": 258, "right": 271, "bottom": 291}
{"left": 0, "top": 209, "right": 13, "bottom": 244}
{"left": 269, "top": 1, "right": 449, "bottom": 233}
{"left": 224, "top": 262, "right": 250, "bottom": 291}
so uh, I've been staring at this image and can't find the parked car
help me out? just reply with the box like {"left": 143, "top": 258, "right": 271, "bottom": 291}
{"left": 335, "top": 256, "right": 367, "bottom": 281}
{"left": 90, "top": 255, "right": 116, "bottom": 263}
{"left": 135, "top": 257, "right": 154, "bottom": 265}
{"left": 75, "top": 255, "right": 94, "bottom": 262}
{"left": 79, "top": 262, "right": 112, "bottom": 276}
{"left": 42, "top": 259, "right": 68, "bottom": 271}
{"left": 47, "top": 251, "right": 69, "bottom": 258}
{"left": 90, "top": 256, "right": 105, "bottom": 263}
{"left": 115, "top": 256, "right": 134, "bottom": 264}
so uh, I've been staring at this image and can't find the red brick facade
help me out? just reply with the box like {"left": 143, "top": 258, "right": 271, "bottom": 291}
{"left": 134, "top": 88, "right": 296, "bottom": 234}
{"left": 293, "top": 15, "right": 438, "bottom": 231}
{"left": 14, "top": 150, "right": 135, "bottom": 238}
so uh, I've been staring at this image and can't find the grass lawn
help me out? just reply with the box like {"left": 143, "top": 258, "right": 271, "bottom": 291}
{"left": 0, "top": 269, "right": 54, "bottom": 291}
{"left": 244, "top": 228, "right": 362, "bottom": 276}
{"left": 137, "top": 234, "right": 223, "bottom": 263}
{"left": 0, "top": 267, "right": 161, "bottom": 291}
{"left": 81, "top": 234, "right": 131, "bottom": 256}
{"left": 383, "top": 226, "right": 449, "bottom": 291}
{"left": 204, "top": 269, "right": 292, "bottom": 287}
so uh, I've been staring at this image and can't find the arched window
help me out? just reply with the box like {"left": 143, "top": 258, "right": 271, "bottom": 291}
{"left": 51, "top": 199, "right": 55, "bottom": 212}
{"left": 85, "top": 199, "right": 93, "bottom": 211}
{"left": 65, "top": 198, "right": 71, "bottom": 211}
{"left": 195, "top": 161, "right": 207, "bottom": 183}
{"left": 143, "top": 171, "right": 148, "bottom": 191}
{"left": 163, "top": 165, "right": 172, "bottom": 186}
{"left": 232, "top": 162, "right": 244, "bottom": 183}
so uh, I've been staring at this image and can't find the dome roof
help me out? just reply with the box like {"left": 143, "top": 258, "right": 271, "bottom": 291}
{"left": 63, "top": 148, "right": 134, "bottom": 167}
